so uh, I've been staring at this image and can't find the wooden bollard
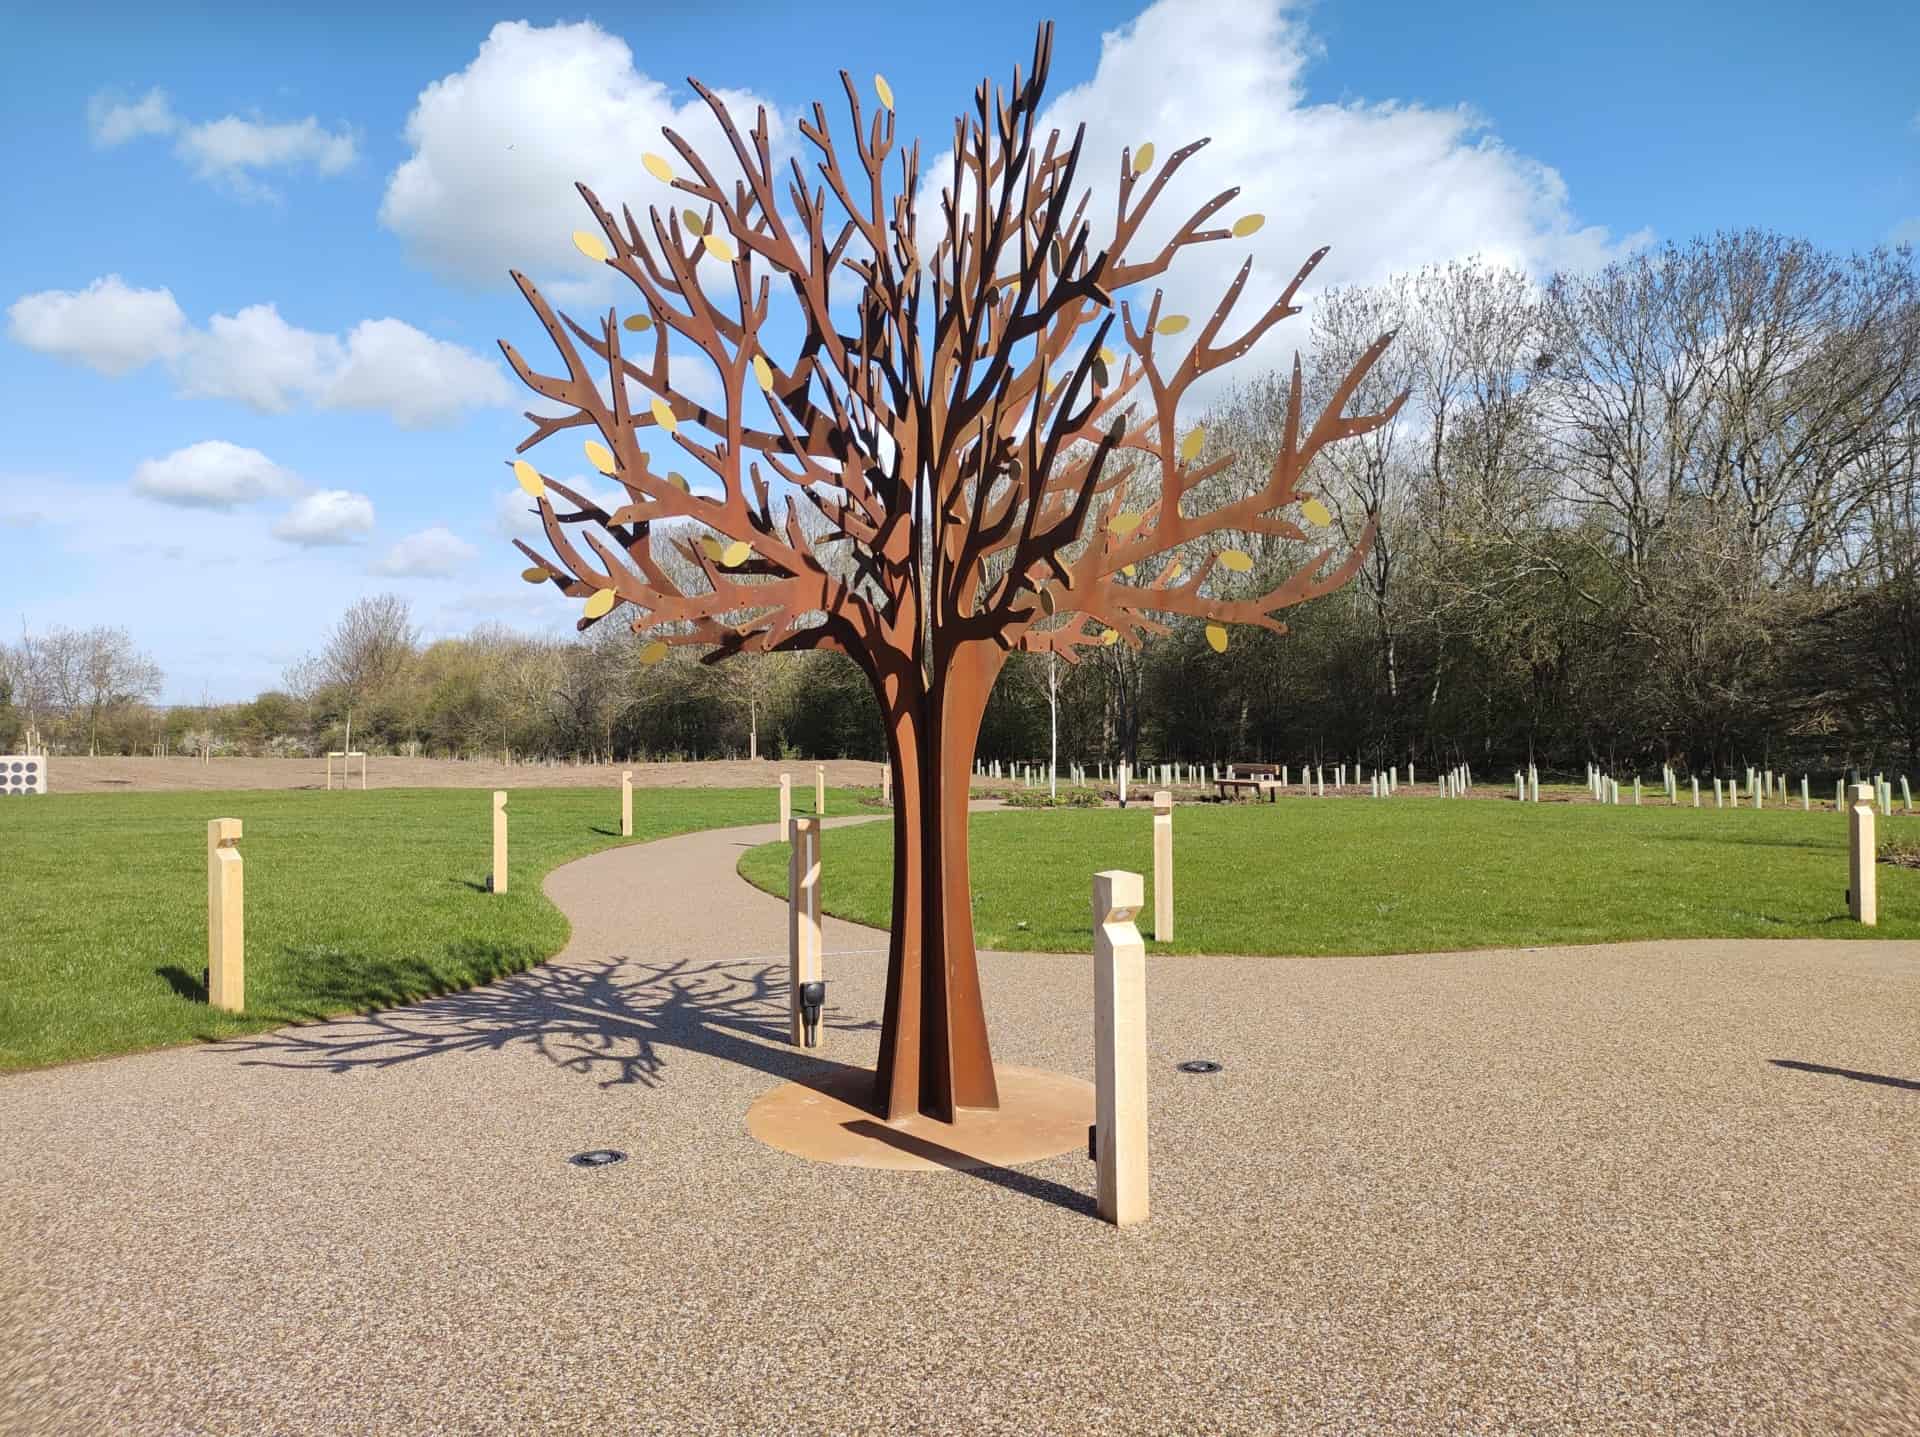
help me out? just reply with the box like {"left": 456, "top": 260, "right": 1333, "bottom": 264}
{"left": 815, "top": 763, "right": 826, "bottom": 816}
{"left": 1847, "top": 782, "right": 1877, "bottom": 925}
{"left": 490, "top": 791, "right": 508, "bottom": 894}
{"left": 1091, "top": 869, "right": 1149, "bottom": 1227}
{"left": 881, "top": 764, "right": 892, "bottom": 806}
{"left": 207, "top": 818, "right": 244, "bottom": 1012}
{"left": 1152, "top": 790, "right": 1173, "bottom": 942}
{"left": 620, "top": 769, "right": 633, "bottom": 838}
{"left": 788, "top": 816, "right": 823, "bottom": 1046}
{"left": 779, "top": 773, "right": 792, "bottom": 833}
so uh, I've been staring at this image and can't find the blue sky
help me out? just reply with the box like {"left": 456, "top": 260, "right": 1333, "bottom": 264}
{"left": 3, "top": 0, "right": 1915, "bottom": 703}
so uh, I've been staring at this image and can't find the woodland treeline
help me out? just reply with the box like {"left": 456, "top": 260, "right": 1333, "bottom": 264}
{"left": 4, "top": 230, "right": 1916, "bottom": 776}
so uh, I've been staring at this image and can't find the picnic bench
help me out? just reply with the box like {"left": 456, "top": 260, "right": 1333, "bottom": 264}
{"left": 1216, "top": 764, "right": 1280, "bottom": 802}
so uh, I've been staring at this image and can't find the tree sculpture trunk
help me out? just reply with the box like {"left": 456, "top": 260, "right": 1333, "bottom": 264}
{"left": 871, "top": 643, "right": 1004, "bottom": 1122}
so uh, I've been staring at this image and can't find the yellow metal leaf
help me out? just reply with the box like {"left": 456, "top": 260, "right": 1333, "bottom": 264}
{"left": 874, "top": 73, "right": 895, "bottom": 110}
{"left": 1099, "top": 346, "right": 1118, "bottom": 367}
{"left": 1205, "top": 623, "right": 1229, "bottom": 653}
{"left": 643, "top": 152, "right": 674, "bottom": 183}
{"left": 584, "top": 440, "right": 615, "bottom": 475}
{"left": 1301, "top": 496, "right": 1331, "bottom": 526}
{"left": 721, "top": 540, "right": 752, "bottom": 566}
{"left": 639, "top": 639, "right": 669, "bottom": 665}
{"left": 1232, "top": 213, "right": 1265, "bottom": 238}
{"left": 1108, "top": 511, "right": 1143, "bottom": 535}
{"left": 1219, "top": 548, "right": 1253, "bottom": 572}
{"left": 572, "top": 230, "right": 608, "bottom": 262}
{"left": 752, "top": 354, "right": 773, "bottom": 391}
{"left": 650, "top": 398, "right": 677, "bottom": 433}
{"left": 583, "top": 589, "right": 617, "bottom": 619}
{"left": 1101, "top": 628, "right": 1120, "bottom": 646}
{"left": 520, "top": 565, "right": 548, "bottom": 583}
{"left": 1156, "top": 314, "right": 1189, "bottom": 336}
{"left": 1132, "top": 142, "right": 1155, "bottom": 174}
{"left": 668, "top": 471, "right": 690, "bottom": 492}
{"left": 681, "top": 208, "right": 704, "bottom": 237}
{"left": 700, "top": 536, "right": 723, "bottom": 561}
{"left": 1180, "top": 426, "right": 1205, "bottom": 461}
{"left": 512, "top": 459, "right": 544, "bottom": 498}
{"left": 1167, "top": 559, "right": 1183, "bottom": 580}
{"left": 1122, "top": 564, "right": 1136, "bottom": 577}
{"left": 702, "top": 233, "right": 736, "bottom": 263}
{"left": 622, "top": 313, "right": 652, "bottom": 333}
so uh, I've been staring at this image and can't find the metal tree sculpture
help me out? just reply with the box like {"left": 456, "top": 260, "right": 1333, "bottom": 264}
{"left": 498, "top": 22, "right": 1406, "bottom": 1123}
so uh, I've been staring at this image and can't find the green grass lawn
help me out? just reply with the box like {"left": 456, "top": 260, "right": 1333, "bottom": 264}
{"left": 0, "top": 784, "right": 867, "bottom": 1072}
{"left": 738, "top": 796, "right": 1920, "bottom": 955}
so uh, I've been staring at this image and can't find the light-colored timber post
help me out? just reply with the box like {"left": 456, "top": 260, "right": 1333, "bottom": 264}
{"left": 1847, "top": 783, "right": 1877, "bottom": 926}
{"left": 814, "top": 763, "right": 826, "bottom": 816}
{"left": 1633, "top": 776, "right": 1641, "bottom": 805}
{"left": 1714, "top": 778, "right": 1723, "bottom": 808}
{"left": 882, "top": 763, "right": 892, "bottom": 806}
{"left": 1092, "top": 869, "right": 1149, "bottom": 1228}
{"left": 1152, "top": 790, "right": 1173, "bottom": 942}
{"left": 779, "top": 773, "right": 792, "bottom": 833}
{"left": 490, "top": 791, "right": 508, "bottom": 894}
{"left": 620, "top": 769, "right": 633, "bottom": 838}
{"left": 207, "top": 818, "right": 244, "bottom": 1012}
{"left": 1692, "top": 777, "right": 1700, "bottom": 808}
{"left": 788, "top": 816, "right": 823, "bottom": 1045}
{"left": 1802, "top": 777, "right": 1810, "bottom": 812}
{"left": 1610, "top": 778, "right": 1620, "bottom": 805}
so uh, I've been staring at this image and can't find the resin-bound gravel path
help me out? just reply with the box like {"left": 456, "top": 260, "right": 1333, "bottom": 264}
{"left": 3, "top": 813, "right": 1916, "bottom": 1435}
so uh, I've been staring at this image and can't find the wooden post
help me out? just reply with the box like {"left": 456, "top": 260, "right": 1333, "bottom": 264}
{"left": 788, "top": 816, "right": 823, "bottom": 1045}
{"left": 779, "top": 773, "right": 792, "bottom": 833}
{"left": 490, "top": 791, "right": 508, "bottom": 895}
{"left": 1092, "top": 869, "right": 1149, "bottom": 1228}
{"left": 1152, "top": 790, "right": 1173, "bottom": 942}
{"left": 1847, "top": 783, "right": 1877, "bottom": 926}
{"left": 1802, "top": 777, "right": 1810, "bottom": 812}
{"left": 882, "top": 763, "right": 892, "bottom": 806}
{"left": 1692, "top": 777, "right": 1700, "bottom": 808}
{"left": 207, "top": 818, "right": 244, "bottom": 1012}
{"left": 620, "top": 770, "right": 633, "bottom": 838}
{"left": 814, "top": 763, "right": 826, "bottom": 816}
{"left": 1633, "top": 776, "right": 1641, "bottom": 805}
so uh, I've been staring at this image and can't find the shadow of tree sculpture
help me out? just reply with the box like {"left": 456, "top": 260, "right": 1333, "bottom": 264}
{"left": 216, "top": 955, "right": 880, "bottom": 1097}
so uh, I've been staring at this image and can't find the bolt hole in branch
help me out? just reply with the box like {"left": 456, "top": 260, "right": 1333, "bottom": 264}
{"left": 493, "top": 20, "right": 1406, "bottom": 1123}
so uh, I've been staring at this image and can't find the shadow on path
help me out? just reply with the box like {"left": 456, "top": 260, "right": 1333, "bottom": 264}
{"left": 216, "top": 955, "right": 881, "bottom": 1098}
{"left": 1770, "top": 1058, "right": 1919, "bottom": 1093}
{"left": 842, "top": 1119, "right": 1096, "bottom": 1216}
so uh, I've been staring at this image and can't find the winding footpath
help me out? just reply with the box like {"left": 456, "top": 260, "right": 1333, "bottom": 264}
{"left": 2, "top": 810, "right": 1917, "bottom": 1435}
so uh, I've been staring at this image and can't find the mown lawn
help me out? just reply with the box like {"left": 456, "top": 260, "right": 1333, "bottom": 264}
{"left": 0, "top": 784, "right": 865, "bottom": 1071}
{"left": 738, "top": 795, "right": 1920, "bottom": 955}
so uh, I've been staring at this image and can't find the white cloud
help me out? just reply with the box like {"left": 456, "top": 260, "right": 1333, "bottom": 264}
{"left": 273, "top": 489, "right": 375, "bottom": 546}
{"left": 323, "top": 318, "right": 513, "bottom": 426}
{"left": 372, "top": 525, "right": 478, "bottom": 577}
{"left": 131, "top": 440, "right": 301, "bottom": 509}
{"left": 5, "top": 274, "right": 188, "bottom": 375}
{"left": 87, "top": 87, "right": 178, "bottom": 147}
{"left": 177, "top": 115, "right": 356, "bottom": 191}
{"left": 910, "top": 0, "right": 1645, "bottom": 412}
{"left": 380, "top": 19, "right": 785, "bottom": 289}
{"left": 9, "top": 279, "right": 509, "bottom": 427}
{"left": 83, "top": 85, "right": 354, "bottom": 198}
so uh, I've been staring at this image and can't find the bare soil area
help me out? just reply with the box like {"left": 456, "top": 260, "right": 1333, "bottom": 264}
{"left": 32, "top": 755, "right": 885, "bottom": 794}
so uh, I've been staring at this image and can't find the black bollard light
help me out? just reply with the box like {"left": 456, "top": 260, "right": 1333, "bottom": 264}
{"left": 799, "top": 980, "right": 827, "bottom": 1047}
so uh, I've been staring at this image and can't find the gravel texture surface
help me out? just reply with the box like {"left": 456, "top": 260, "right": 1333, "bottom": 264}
{"left": 2, "top": 814, "right": 1916, "bottom": 1435}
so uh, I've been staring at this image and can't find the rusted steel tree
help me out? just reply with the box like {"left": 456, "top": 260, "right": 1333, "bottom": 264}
{"left": 497, "top": 22, "right": 1405, "bottom": 1122}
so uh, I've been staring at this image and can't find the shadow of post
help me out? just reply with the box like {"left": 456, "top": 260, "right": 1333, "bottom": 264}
{"left": 841, "top": 1119, "right": 1096, "bottom": 1217}
{"left": 1769, "top": 1058, "right": 1920, "bottom": 1092}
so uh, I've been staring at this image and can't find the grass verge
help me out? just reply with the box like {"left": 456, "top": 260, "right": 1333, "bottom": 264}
{"left": 0, "top": 784, "right": 860, "bottom": 1072}
{"left": 738, "top": 797, "right": 1920, "bottom": 955}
